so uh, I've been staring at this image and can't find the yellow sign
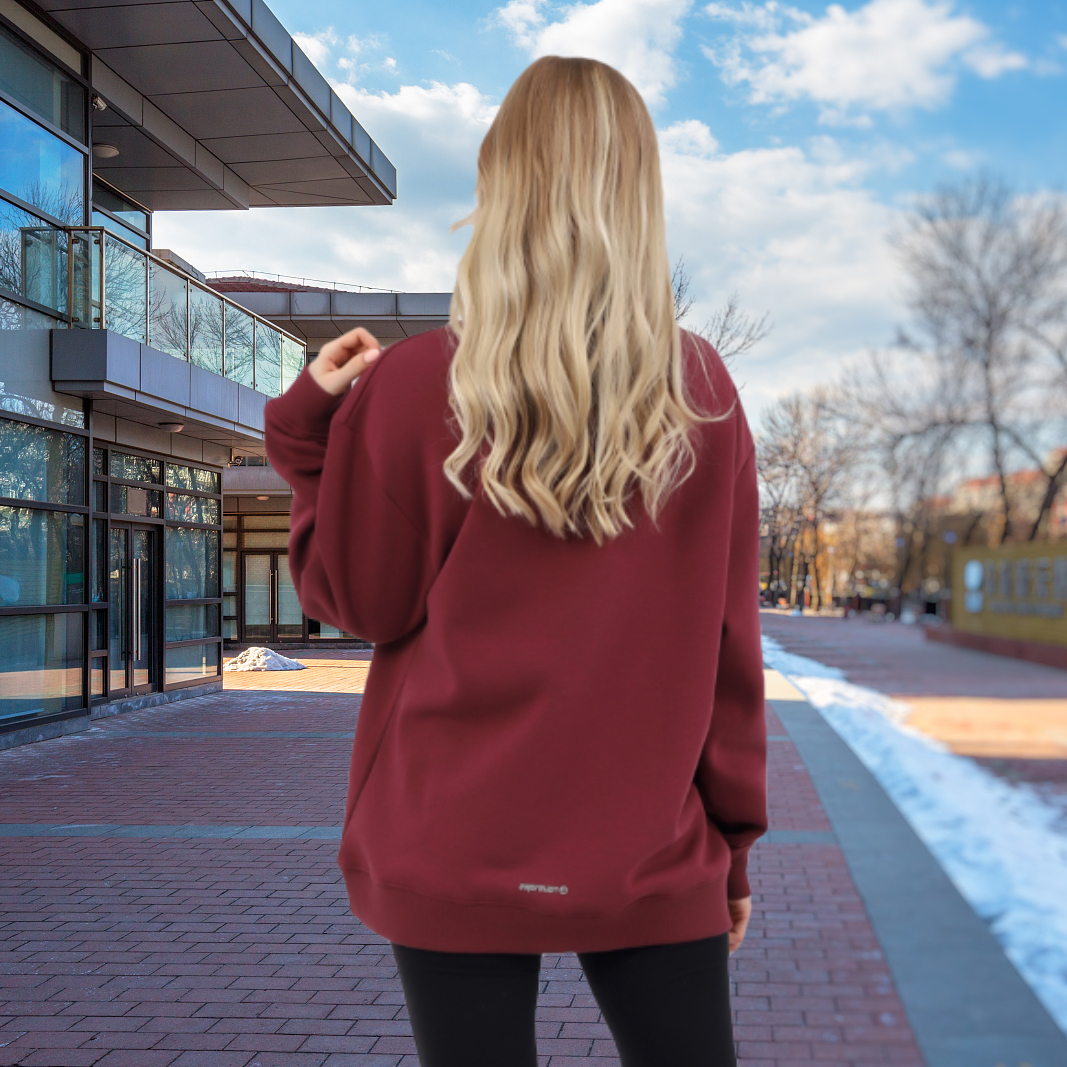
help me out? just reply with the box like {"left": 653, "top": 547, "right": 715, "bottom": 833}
{"left": 952, "top": 542, "right": 1067, "bottom": 648}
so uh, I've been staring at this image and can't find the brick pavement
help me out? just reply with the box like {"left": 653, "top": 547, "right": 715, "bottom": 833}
{"left": 0, "top": 664, "right": 926, "bottom": 1065}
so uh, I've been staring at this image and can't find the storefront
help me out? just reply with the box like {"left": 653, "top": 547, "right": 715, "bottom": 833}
{"left": 0, "top": 0, "right": 397, "bottom": 747}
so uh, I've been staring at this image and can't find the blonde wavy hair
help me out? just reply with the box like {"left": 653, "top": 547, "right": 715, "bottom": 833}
{"left": 446, "top": 56, "right": 710, "bottom": 543}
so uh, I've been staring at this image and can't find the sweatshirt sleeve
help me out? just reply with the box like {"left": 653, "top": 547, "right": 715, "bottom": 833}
{"left": 694, "top": 421, "right": 768, "bottom": 900}
{"left": 263, "top": 366, "right": 435, "bottom": 645}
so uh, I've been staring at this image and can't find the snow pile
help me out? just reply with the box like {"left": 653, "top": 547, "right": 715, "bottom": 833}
{"left": 763, "top": 634, "right": 1067, "bottom": 1037}
{"left": 224, "top": 646, "right": 306, "bottom": 672}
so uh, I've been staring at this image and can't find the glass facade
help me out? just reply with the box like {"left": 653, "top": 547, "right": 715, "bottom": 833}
{"left": 0, "top": 22, "right": 85, "bottom": 142}
{"left": 0, "top": 97, "right": 84, "bottom": 223}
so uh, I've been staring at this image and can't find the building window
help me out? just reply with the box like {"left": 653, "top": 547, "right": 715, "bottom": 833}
{"left": 166, "top": 492, "right": 220, "bottom": 525}
{"left": 0, "top": 416, "right": 85, "bottom": 504}
{"left": 0, "top": 505, "right": 84, "bottom": 605}
{"left": 110, "top": 451, "right": 161, "bottom": 484}
{"left": 168, "top": 464, "right": 220, "bottom": 494}
{"left": 0, "top": 22, "right": 85, "bottom": 143}
{"left": 165, "top": 603, "right": 219, "bottom": 642}
{"left": 165, "top": 641, "right": 219, "bottom": 686}
{"left": 0, "top": 611, "right": 83, "bottom": 725}
{"left": 0, "top": 96, "right": 84, "bottom": 223}
{"left": 91, "top": 181, "right": 148, "bottom": 234}
{"left": 91, "top": 209, "right": 146, "bottom": 250}
{"left": 165, "top": 527, "right": 219, "bottom": 601}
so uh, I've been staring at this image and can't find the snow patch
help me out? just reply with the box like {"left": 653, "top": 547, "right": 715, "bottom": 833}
{"left": 224, "top": 647, "right": 306, "bottom": 672}
{"left": 762, "top": 634, "right": 1067, "bottom": 1037}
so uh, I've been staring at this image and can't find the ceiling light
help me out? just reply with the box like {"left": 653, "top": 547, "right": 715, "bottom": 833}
{"left": 92, "top": 143, "right": 119, "bottom": 159}
{"left": 255, "top": 495, "right": 270, "bottom": 501}
{"left": 159, "top": 421, "right": 184, "bottom": 432}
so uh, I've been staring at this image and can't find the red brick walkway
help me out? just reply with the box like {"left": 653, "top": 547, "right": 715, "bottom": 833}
{"left": 0, "top": 673, "right": 924, "bottom": 1065}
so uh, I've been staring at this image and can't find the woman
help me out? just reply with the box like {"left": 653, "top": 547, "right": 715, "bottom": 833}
{"left": 264, "top": 55, "right": 766, "bottom": 1067}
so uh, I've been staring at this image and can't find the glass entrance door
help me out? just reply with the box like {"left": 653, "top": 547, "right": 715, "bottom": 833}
{"left": 242, "top": 552, "right": 301, "bottom": 642}
{"left": 108, "top": 524, "right": 158, "bottom": 696}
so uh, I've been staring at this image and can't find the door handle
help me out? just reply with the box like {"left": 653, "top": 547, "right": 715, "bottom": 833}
{"left": 133, "top": 557, "right": 141, "bottom": 660}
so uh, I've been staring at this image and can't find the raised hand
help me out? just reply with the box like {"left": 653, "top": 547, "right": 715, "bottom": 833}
{"left": 308, "top": 327, "right": 383, "bottom": 396}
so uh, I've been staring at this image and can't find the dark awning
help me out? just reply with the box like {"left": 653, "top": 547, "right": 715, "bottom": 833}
{"left": 35, "top": 0, "right": 396, "bottom": 209}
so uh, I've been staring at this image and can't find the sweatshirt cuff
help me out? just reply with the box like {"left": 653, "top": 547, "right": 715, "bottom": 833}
{"left": 726, "top": 848, "right": 751, "bottom": 900}
{"left": 265, "top": 366, "right": 345, "bottom": 432}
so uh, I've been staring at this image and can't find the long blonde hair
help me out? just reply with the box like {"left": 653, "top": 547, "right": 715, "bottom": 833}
{"left": 446, "top": 56, "right": 708, "bottom": 543}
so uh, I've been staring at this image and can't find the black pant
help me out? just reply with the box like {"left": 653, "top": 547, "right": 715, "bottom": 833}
{"left": 391, "top": 932, "right": 737, "bottom": 1067}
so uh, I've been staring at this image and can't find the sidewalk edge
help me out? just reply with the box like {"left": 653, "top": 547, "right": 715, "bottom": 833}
{"left": 765, "top": 667, "right": 1067, "bottom": 1067}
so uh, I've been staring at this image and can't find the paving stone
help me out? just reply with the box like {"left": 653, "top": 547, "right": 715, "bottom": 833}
{"left": 0, "top": 670, "right": 932, "bottom": 1066}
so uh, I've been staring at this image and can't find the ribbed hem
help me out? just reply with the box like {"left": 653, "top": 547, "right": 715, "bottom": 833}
{"left": 339, "top": 865, "right": 733, "bottom": 954}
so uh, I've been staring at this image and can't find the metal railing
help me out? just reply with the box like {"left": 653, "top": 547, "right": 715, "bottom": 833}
{"left": 204, "top": 267, "right": 398, "bottom": 294}
{"left": 52, "top": 228, "right": 307, "bottom": 399}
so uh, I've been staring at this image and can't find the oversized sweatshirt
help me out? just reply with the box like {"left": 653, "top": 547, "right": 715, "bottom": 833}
{"left": 263, "top": 326, "right": 767, "bottom": 955}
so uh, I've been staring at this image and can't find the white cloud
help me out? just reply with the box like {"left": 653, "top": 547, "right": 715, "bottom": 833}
{"left": 153, "top": 80, "right": 496, "bottom": 294}
{"left": 492, "top": 0, "right": 692, "bottom": 107}
{"left": 293, "top": 29, "right": 338, "bottom": 68}
{"left": 659, "top": 120, "right": 903, "bottom": 412}
{"left": 704, "top": 0, "right": 1028, "bottom": 124}
{"left": 154, "top": 32, "right": 905, "bottom": 412}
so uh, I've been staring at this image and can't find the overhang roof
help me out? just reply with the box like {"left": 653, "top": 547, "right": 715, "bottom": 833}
{"left": 35, "top": 0, "right": 396, "bottom": 209}
{"left": 209, "top": 279, "right": 451, "bottom": 347}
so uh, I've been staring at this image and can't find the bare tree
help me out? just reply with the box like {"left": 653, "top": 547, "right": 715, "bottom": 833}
{"left": 895, "top": 174, "right": 1067, "bottom": 543}
{"left": 671, "top": 257, "right": 772, "bottom": 364}
{"left": 757, "top": 390, "right": 855, "bottom": 609}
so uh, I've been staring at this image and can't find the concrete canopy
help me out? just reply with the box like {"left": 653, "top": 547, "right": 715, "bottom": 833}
{"left": 36, "top": 0, "right": 395, "bottom": 210}
{"left": 209, "top": 278, "right": 451, "bottom": 350}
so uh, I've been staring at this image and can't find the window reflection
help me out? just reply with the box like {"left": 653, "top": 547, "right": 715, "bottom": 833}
{"left": 102, "top": 234, "right": 147, "bottom": 343}
{"left": 149, "top": 262, "right": 188, "bottom": 360}
{"left": 0, "top": 506, "right": 84, "bottom": 605}
{"left": 0, "top": 24, "right": 85, "bottom": 142}
{"left": 166, "top": 493, "right": 219, "bottom": 525}
{"left": 255, "top": 324, "right": 281, "bottom": 397}
{"left": 166, "top": 527, "right": 219, "bottom": 599}
{"left": 109, "top": 483, "right": 161, "bottom": 517}
{"left": 166, "top": 464, "right": 219, "bottom": 494}
{"left": 165, "top": 642, "right": 218, "bottom": 685}
{"left": 0, "top": 612, "right": 83, "bottom": 722}
{"left": 224, "top": 304, "right": 254, "bottom": 387}
{"left": 91, "top": 209, "right": 147, "bottom": 250}
{"left": 0, "top": 417, "right": 85, "bottom": 504}
{"left": 189, "top": 286, "right": 224, "bottom": 375}
{"left": 0, "top": 98, "right": 84, "bottom": 223}
{"left": 110, "top": 451, "right": 161, "bottom": 484}
{"left": 0, "top": 198, "right": 68, "bottom": 314}
{"left": 92, "top": 182, "right": 148, "bottom": 232}
{"left": 165, "top": 603, "right": 219, "bottom": 641}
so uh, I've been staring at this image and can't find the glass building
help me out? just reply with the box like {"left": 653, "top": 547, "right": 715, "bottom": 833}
{"left": 0, "top": 0, "right": 400, "bottom": 748}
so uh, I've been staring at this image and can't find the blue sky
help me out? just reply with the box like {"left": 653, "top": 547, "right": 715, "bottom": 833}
{"left": 154, "top": 0, "right": 1067, "bottom": 415}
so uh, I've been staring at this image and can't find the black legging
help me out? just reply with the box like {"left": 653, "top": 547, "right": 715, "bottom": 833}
{"left": 391, "top": 932, "right": 737, "bottom": 1067}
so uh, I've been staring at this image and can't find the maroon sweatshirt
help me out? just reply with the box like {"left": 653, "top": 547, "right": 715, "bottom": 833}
{"left": 263, "top": 326, "right": 767, "bottom": 954}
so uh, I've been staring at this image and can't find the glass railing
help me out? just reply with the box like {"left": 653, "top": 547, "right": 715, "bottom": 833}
{"left": 51, "top": 228, "right": 307, "bottom": 398}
